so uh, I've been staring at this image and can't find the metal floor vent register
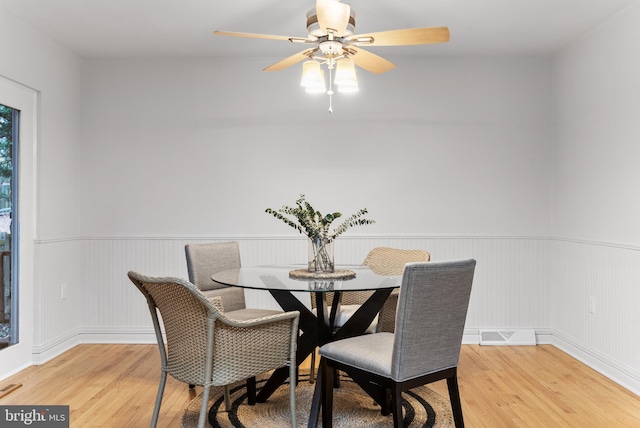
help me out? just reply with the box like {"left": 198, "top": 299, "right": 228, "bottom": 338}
{"left": 479, "top": 329, "right": 536, "bottom": 345}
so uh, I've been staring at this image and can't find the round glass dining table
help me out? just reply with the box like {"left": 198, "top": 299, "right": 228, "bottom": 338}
{"left": 212, "top": 265, "right": 401, "bottom": 426}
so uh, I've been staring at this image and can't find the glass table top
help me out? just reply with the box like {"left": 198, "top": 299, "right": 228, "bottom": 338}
{"left": 212, "top": 265, "right": 401, "bottom": 293}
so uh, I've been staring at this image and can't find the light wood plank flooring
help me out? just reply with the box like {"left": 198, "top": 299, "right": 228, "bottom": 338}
{"left": 1, "top": 344, "right": 639, "bottom": 427}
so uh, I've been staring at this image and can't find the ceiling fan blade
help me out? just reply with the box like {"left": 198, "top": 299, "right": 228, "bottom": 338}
{"left": 264, "top": 49, "right": 316, "bottom": 72}
{"left": 349, "top": 27, "right": 450, "bottom": 47}
{"left": 214, "top": 31, "right": 305, "bottom": 43}
{"left": 348, "top": 47, "right": 396, "bottom": 74}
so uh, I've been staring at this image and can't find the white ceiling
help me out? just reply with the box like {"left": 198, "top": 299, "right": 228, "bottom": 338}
{"left": 1, "top": 0, "right": 637, "bottom": 58}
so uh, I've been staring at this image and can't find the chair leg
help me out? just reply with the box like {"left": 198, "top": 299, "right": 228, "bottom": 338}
{"left": 321, "top": 359, "right": 335, "bottom": 428}
{"left": 223, "top": 385, "right": 231, "bottom": 412}
{"left": 151, "top": 371, "right": 167, "bottom": 428}
{"left": 381, "top": 387, "right": 392, "bottom": 416}
{"left": 446, "top": 375, "right": 465, "bottom": 428}
{"left": 289, "top": 360, "right": 297, "bottom": 428}
{"left": 198, "top": 384, "right": 212, "bottom": 428}
{"left": 390, "top": 384, "right": 403, "bottom": 428}
{"left": 246, "top": 377, "right": 257, "bottom": 405}
{"left": 309, "top": 350, "right": 316, "bottom": 384}
{"left": 308, "top": 363, "right": 323, "bottom": 428}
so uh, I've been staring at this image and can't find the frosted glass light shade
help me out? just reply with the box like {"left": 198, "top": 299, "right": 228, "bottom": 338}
{"left": 334, "top": 58, "right": 358, "bottom": 92}
{"left": 334, "top": 58, "right": 356, "bottom": 84}
{"left": 306, "top": 69, "right": 326, "bottom": 93}
{"left": 301, "top": 61, "right": 326, "bottom": 94}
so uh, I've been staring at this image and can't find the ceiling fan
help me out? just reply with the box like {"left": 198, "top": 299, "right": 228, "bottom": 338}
{"left": 214, "top": 0, "right": 449, "bottom": 111}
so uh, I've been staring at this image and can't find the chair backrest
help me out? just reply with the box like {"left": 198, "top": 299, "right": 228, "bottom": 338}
{"left": 128, "top": 271, "right": 217, "bottom": 386}
{"left": 185, "top": 241, "right": 242, "bottom": 291}
{"left": 391, "top": 259, "right": 475, "bottom": 382}
{"left": 363, "top": 247, "right": 431, "bottom": 276}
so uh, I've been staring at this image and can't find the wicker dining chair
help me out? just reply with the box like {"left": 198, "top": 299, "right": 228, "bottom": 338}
{"left": 319, "top": 259, "right": 476, "bottom": 428}
{"left": 128, "top": 271, "right": 299, "bottom": 428}
{"left": 308, "top": 247, "right": 431, "bottom": 383}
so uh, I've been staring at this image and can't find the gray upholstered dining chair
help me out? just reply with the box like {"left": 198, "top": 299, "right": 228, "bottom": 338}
{"left": 185, "top": 241, "right": 281, "bottom": 320}
{"left": 128, "top": 271, "right": 299, "bottom": 428}
{"left": 318, "top": 259, "right": 476, "bottom": 428}
{"left": 308, "top": 247, "right": 431, "bottom": 382}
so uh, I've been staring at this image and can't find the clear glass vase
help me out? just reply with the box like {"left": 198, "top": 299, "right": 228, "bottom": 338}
{"left": 308, "top": 237, "right": 335, "bottom": 273}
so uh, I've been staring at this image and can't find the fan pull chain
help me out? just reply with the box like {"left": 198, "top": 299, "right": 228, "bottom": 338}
{"left": 328, "top": 65, "right": 334, "bottom": 113}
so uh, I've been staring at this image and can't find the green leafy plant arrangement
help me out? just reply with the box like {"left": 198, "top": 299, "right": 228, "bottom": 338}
{"left": 266, "top": 194, "right": 375, "bottom": 272}
{"left": 265, "top": 194, "right": 375, "bottom": 242}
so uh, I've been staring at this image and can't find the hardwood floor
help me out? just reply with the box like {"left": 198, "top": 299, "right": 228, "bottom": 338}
{"left": 1, "top": 344, "right": 639, "bottom": 427}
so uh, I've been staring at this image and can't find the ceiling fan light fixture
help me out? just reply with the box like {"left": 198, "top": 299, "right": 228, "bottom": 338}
{"left": 216, "top": 1, "right": 451, "bottom": 111}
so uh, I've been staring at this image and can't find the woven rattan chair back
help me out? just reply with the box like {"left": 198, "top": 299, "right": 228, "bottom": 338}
{"left": 363, "top": 247, "right": 431, "bottom": 275}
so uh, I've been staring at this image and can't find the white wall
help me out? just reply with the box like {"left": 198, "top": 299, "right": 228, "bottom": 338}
{"left": 79, "top": 56, "right": 552, "bottom": 238}
{"left": 551, "top": 1, "right": 640, "bottom": 393}
{"left": 0, "top": 7, "right": 82, "bottom": 240}
{"left": 553, "top": 2, "right": 640, "bottom": 246}
{"left": 0, "top": 6, "right": 83, "bottom": 377}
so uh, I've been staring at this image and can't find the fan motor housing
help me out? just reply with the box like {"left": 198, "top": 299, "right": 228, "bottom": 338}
{"left": 306, "top": 8, "right": 356, "bottom": 38}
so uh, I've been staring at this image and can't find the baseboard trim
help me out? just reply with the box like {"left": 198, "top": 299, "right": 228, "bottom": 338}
{"left": 30, "top": 327, "right": 156, "bottom": 365}
{"left": 0, "top": 362, "right": 34, "bottom": 383}
{"left": 462, "top": 329, "right": 480, "bottom": 344}
{"left": 76, "top": 326, "right": 158, "bottom": 344}
{"left": 31, "top": 328, "right": 82, "bottom": 365}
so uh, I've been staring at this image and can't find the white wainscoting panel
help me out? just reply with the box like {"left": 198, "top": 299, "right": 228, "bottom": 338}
{"left": 30, "top": 236, "right": 550, "bottom": 347}
{"left": 549, "top": 239, "right": 640, "bottom": 392}
{"left": 33, "top": 239, "right": 83, "bottom": 352}
{"left": 30, "top": 235, "right": 640, "bottom": 394}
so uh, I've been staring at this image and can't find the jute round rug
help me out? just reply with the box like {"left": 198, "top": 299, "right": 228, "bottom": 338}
{"left": 182, "top": 372, "right": 454, "bottom": 427}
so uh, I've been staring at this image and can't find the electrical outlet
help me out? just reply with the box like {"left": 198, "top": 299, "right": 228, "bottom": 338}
{"left": 61, "top": 283, "right": 67, "bottom": 300}
{"left": 589, "top": 295, "right": 596, "bottom": 314}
